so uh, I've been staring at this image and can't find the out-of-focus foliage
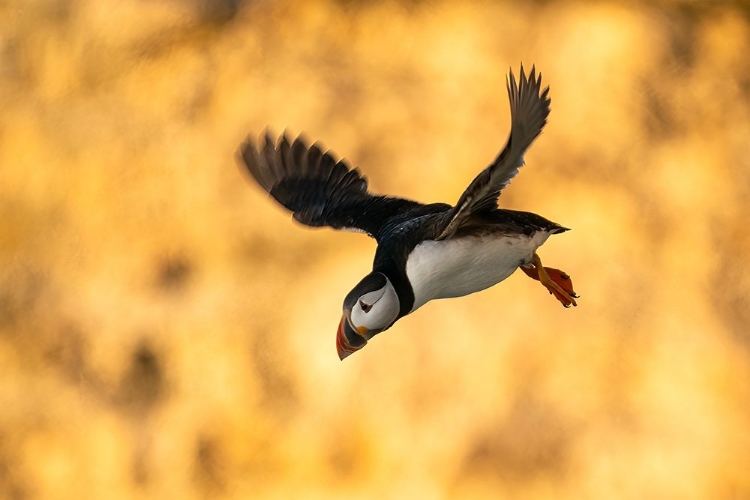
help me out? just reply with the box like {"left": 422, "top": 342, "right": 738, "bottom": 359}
{"left": 1, "top": 0, "right": 750, "bottom": 498}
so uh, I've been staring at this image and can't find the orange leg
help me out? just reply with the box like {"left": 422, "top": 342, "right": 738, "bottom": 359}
{"left": 521, "top": 253, "right": 578, "bottom": 308}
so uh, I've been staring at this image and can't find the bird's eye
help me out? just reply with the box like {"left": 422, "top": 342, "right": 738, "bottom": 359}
{"left": 359, "top": 300, "right": 372, "bottom": 313}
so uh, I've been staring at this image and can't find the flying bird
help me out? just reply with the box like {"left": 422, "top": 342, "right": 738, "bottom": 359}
{"left": 238, "top": 65, "right": 578, "bottom": 360}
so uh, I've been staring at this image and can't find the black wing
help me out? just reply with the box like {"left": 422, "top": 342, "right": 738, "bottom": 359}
{"left": 238, "top": 132, "right": 425, "bottom": 240}
{"left": 437, "top": 65, "right": 551, "bottom": 240}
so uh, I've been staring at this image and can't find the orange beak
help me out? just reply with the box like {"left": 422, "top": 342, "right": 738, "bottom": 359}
{"left": 336, "top": 314, "right": 367, "bottom": 360}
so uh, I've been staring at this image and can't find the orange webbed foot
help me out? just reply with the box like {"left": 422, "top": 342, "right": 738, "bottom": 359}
{"left": 545, "top": 267, "right": 577, "bottom": 297}
{"left": 521, "top": 254, "right": 579, "bottom": 308}
{"left": 542, "top": 267, "right": 578, "bottom": 307}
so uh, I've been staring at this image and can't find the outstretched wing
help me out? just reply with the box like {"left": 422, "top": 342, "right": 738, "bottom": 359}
{"left": 238, "top": 132, "right": 425, "bottom": 240}
{"left": 437, "top": 65, "right": 551, "bottom": 240}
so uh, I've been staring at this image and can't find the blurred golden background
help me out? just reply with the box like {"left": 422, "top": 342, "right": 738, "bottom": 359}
{"left": 2, "top": 0, "right": 750, "bottom": 498}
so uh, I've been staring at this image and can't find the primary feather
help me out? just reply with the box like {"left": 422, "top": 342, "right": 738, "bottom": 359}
{"left": 436, "top": 64, "right": 551, "bottom": 240}
{"left": 237, "top": 132, "right": 427, "bottom": 239}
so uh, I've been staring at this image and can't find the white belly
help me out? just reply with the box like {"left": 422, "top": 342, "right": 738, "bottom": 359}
{"left": 405, "top": 232, "right": 551, "bottom": 312}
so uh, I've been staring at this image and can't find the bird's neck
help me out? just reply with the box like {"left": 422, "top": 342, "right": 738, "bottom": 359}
{"left": 373, "top": 257, "right": 414, "bottom": 320}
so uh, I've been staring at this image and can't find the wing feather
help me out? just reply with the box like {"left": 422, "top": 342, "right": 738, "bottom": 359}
{"left": 238, "top": 132, "right": 427, "bottom": 240}
{"left": 437, "top": 64, "right": 551, "bottom": 240}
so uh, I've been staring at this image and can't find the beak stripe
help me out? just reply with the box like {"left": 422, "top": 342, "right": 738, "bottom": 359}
{"left": 336, "top": 314, "right": 367, "bottom": 360}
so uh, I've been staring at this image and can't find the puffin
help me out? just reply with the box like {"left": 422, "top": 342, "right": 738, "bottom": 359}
{"left": 238, "top": 65, "right": 578, "bottom": 360}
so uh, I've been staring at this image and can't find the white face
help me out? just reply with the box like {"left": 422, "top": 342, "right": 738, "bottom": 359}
{"left": 349, "top": 278, "right": 399, "bottom": 335}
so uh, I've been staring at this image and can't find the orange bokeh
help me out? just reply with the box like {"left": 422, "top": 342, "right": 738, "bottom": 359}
{"left": 1, "top": 1, "right": 749, "bottom": 499}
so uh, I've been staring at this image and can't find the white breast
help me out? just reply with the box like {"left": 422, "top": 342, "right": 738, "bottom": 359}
{"left": 405, "top": 232, "right": 552, "bottom": 312}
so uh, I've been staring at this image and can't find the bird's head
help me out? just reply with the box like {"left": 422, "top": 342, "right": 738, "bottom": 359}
{"left": 337, "top": 272, "right": 400, "bottom": 360}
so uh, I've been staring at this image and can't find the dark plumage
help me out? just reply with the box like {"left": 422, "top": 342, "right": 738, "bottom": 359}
{"left": 239, "top": 131, "right": 432, "bottom": 240}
